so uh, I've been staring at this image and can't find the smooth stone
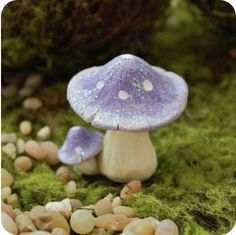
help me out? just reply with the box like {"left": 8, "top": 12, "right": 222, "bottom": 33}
{"left": 70, "top": 209, "right": 95, "bottom": 234}
{"left": 15, "top": 214, "right": 37, "bottom": 232}
{"left": 94, "top": 199, "right": 112, "bottom": 216}
{"left": 52, "top": 227, "right": 69, "bottom": 235}
{"left": 25, "top": 74, "right": 42, "bottom": 88}
{"left": 31, "top": 231, "right": 51, "bottom": 235}
{"left": 2, "top": 143, "right": 16, "bottom": 159}
{"left": 1, "top": 202, "right": 16, "bottom": 220}
{"left": 17, "top": 139, "right": 25, "bottom": 154}
{"left": 1, "top": 168, "right": 13, "bottom": 188}
{"left": 56, "top": 167, "right": 73, "bottom": 182}
{"left": 95, "top": 214, "right": 130, "bottom": 231}
{"left": 113, "top": 206, "right": 136, "bottom": 217}
{"left": 65, "top": 181, "right": 76, "bottom": 196}
{"left": 7, "top": 193, "right": 19, "bottom": 208}
{"left": 37, "top": 126, "right": 51, "bottom": 140}
{"left": 25, "top": 140, "right": 46, "bottom": 160}
{"left": 14, "top": 156, "right": 33, "bottom": 172}
{"left": 1, "top": 186, "right": 12, "bottom": 200}
{"left": 120, "top": 180, "right": 142, "bottom": 199}
{"left": 2, "top": 85, "right": 17, "bottom": 97}
{"left": 23, "top": 97, "right": 42, "bottom": 111}
{"left": 70, "top": 199, "right": 83, "bottom": 211}
{"left": 1, "top": 133, "right": 17, "bottom": 143}
{"left": 19, "top": 121, "right": 32, "bottom": 135}
{"left": 1, "top": 211, "right": 18, "bottom": 234}
{"left": 122, "top": 218, "right": 155, "bottom": 235}
{"left": 19, "top": 87, "right": 33, "bottom": 97}
{"left": 155, "top": 219, "right": 179, "bottom": 235}
{"left": 112, "top": 196, "right": 122, "bottom": 208}
{"left": 41, "top": 141, "right": 59, "bottom": 165}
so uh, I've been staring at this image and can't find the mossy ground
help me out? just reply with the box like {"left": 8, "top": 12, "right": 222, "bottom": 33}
{"left": 2, "top": 2, "right": 236, "bottom": 235}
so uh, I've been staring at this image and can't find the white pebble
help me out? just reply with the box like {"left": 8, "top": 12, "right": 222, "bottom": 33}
{"left": 65, "top": 181, "right": 76, "bottom": 196}
{"left": 17, "top": 139, "right": 25, "bottom": 154}
{"left": 41, "top": 141, "right": 59, "bottom": 165}
{"left": 7, "top": 193, "right": 19, "bottom": 208}
{"left": 19, "top": 121, "right": 32, "bottom": 135}
{"left": 23, "top": 97, "right": 42, "bottom": 111}
{"left": 1, "top": 168, "right": 14, "bottom": 188}
{"left": 45, "top": 198, "right": 72, "bottom": 218}
{"left": 112, "top": 196, "right": 122, "bottom": 208}
{"left": 24, "top": 140, "right": 46, "bottom": 160}
{"left": 70, "top": 209, "right": 95, "bottom": 234}
{"left": 113, "top": 206, "right": 136, "bottom": 217}
{"left": 2, "top": 143, "right": 16, "bottom": 159}
{"left": 1, "top": 212, "right": 18, "bottom": 234}
{"left": 15, "top": 214, "right": 37, "bottom": 232}
{"left": 1, "top": 187, "right": 12, "bottom": 200}
{"left": 31, "top": 231, "right": 51, "bottom": 235}
{"left": 37, "top": 126, "right": 51, "bottom": 140}
{"left": 1, "top": 133, "right": 17, "bottom": 143}
{"left": 155, "top": 219, "right": 179, "bottom": 235}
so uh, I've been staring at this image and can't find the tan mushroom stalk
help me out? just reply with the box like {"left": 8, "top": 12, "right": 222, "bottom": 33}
{"left": 99, "top": 131, "right": 157, "bottom": 182}
{"left": 67, "top": 54, "right": 188, "bottom": 182}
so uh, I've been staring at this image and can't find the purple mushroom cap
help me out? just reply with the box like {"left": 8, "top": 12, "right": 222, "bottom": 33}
{"left": 58, "top": 126, "right": 103, "bottom": 164}
{"left": 67, "top": 54, "right": 188, "bottom": 132}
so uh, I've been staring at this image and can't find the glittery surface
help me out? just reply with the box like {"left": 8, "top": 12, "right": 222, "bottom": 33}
{"left": 67, "top": 54, "right": 188, "bottom": 132}
{"left": 58, "top": 126, "right": 103, "bottom": 164}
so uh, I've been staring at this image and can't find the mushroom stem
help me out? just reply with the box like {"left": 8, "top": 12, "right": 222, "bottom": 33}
{"left": 98, "top": 130, "right": 157, "bottom": 183}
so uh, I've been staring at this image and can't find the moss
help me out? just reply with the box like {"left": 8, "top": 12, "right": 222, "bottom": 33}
{"left": 13, "top": 163, "right": 67, "bottom": 210}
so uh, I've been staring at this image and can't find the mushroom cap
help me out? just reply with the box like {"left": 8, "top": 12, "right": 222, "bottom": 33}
{"left": 67, "top": 54, "right": 188, "bottom": 132}
{"left": 58, "top": 126, "right": 103, "bottom": 164}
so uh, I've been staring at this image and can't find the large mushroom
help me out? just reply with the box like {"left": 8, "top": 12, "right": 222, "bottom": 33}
{"left": 67, "top": 54, "right": 188, "bottom": 182}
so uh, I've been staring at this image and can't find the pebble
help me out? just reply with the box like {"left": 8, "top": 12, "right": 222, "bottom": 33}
{"left": 94, "top": 199, "right": 112, "bottom": 216}
{"left": 19, "top": 87, "right": 33, "bottom": 97}
{"left": 1, "top": 133, "right": 17, "bottom": 143}
{"left": 70, "top": 209, "right": 95, "bottom": 234}
{"left": 1, "top": 211, "right": 18, "bottom": 234}
{"left": 65, "top": 181, "right": 76, "bottom": 196}
{"left": 25, "top": 74, "right": 42, "bottom": 88}
{"left": 41, "top": 141, "right": 59, "bottom": 165}
{"left": 2, "top": 143, "right": 17, "bottom": 159}
{"left": 52, "top": 227, "right": 69, "bottom": 235}
{"left": 7, "top": 193, "right": 19, "bottom": 208}
{"left": 29, "top": 206, "right": 53, "bottom": 231}
{"left": 95, "top": 214, "right": 130, "bottom": 231}
{"left": 144, "top": 217, "right": 160, "bottom": 230}
{"left": 23, "top": 97, "right": 42, "bottom": 111}
{"left": 155, "top": 219, "right": 179, "bottom": 235}
{"left": 88, "top": 228, "right": 106, "bottom": 234}
{"left": 70, "top": 199, "right": 83, "bottom": 211}
{"left": 14, "top": 208, "right": 23, "bottom": 216}
{"left": 103, "top": 193, "right": 113, "bottom": 202}
{"left": 2, "top": 85, "right": 17, "bottom": 98}
{"left": 56, "top": 166, "right": 73, "bottom": 182}
{"left": 15, "top": 214, "right": 37, "bottom": 232}
{"left": 122, "top": 218, "right": 155, "bottom": 235}
{"left": 25, "top": 140, "right": 46, "bottom": 160}
{"left": 14, "top": 156, "right": 33, "bottom": 172}
{"left": 1, "top": 168, "right": 14, "bottom": 188}
{"left": 120, "top": 180, "right": 142, "bottom": 199}
{"left": 113, "top": 206, "right": 136, "bottom": 218}
{"left": 1, "top": 202, "right": 17, "bottom": 220}
{"left": 37, "top": 126, "right": 51, "bottom": 140}
{"left": 1, "top": 186, "right": 12, "bottom": 200}
{"left": 17, "top": 139, "right": 25, "bottom": 154}
{"left": 19, "top": 121, "right": 32, "bottom": 135}
{"left": 31, "top": 231, "right": 51, "bottom": 235}
{"left": 45, "top": 198, "right": 72, "bottom": 219}
{"left": 112, "top": 196, "right": 122, "bottom": 208}
{"left": 47, "top": 210, "right": 70, "bottom": 233}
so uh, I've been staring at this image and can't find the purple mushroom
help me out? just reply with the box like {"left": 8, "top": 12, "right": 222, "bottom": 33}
{"left": 67, "top": 54, "right": 188, "bottom": 182}
{"left": 58, "top": 126, "right": 103, "bottom": 175}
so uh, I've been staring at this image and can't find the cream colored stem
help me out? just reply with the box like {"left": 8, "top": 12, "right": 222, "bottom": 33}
{"left": 98, "top": 130, "right": 157, "bottom": 183}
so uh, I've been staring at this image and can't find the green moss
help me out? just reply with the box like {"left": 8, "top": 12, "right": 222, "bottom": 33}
{"left": 13, "top": 163, "right": 67, "bottom": 210}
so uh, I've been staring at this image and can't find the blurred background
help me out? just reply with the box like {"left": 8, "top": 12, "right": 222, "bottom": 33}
{"left": 2, "top": 0, "right": 236, "bottom": 83}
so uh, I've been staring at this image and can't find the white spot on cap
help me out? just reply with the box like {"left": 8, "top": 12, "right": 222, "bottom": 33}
{"left": 96, "top": 81, "right": 105, "bottom": 90}
{"left": 119, "top": 90, "right": 129, "bottom": 100}
{"left": 143, "top": 79, "right": 153, "bottom": 91}
{"left": 121, "top": 54, "right": 134, "bottom": 59}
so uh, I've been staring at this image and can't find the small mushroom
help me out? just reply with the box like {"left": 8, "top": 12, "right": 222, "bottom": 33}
{"left": 67, "top": 54, "right": 188, "bottom": 182}
{"left": 58, "top": 126, "right": 103, "bottom": 175}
